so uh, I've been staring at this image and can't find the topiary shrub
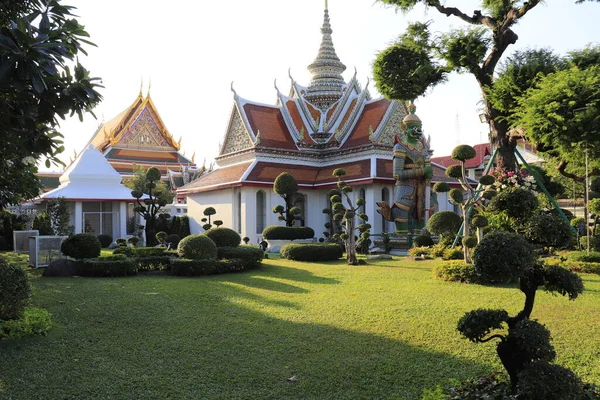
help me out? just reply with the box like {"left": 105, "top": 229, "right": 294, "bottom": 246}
{"left": 413, "top": 235, "right": 434, "bottom": 247}
{"left": 433, "top": 260, "right": 478, "bottom": 283}
{"left": 155, "top": 231, "right": 168, "bottom": 244}
{"left": 204, "top": 227, "right": 241, "bottom": 248}
{"left": 408, "top": 246, "right": 431, "bottom": 257}
{"left": 487, "top": 188, "right": 538, "bottom": 224}
{"left": 116, "top": 238, "right": 127, "bottom": 247}
{"left": 427, "top": 211, "right": 461, "bottom": 241}
{"left": 61, "top": 233, "right": 101, "bottom": 260}
{"left": 77, "top": 255, "right": 137, "bottom": 277}
{"left": 127, "top": 236, "right": 140, "bottom": 247}
{"left": 525, "top": 212, "right": 573, "bottom": 250}
{"left": 217, "top": 246, "right": 264, "bottom": 269}
{"left": 280, "top": 243, "right": 343, "bottom": 262}
{"left": 177, "top": 234, "right": 218, "bottom": 260}
{"left": 97, "top": 234, "right": 113, "bottom": 248}
{"left": 516, "top": 361, "right": 584, "bottom": 400}
{"left": 0, "top": 257, "right": 31, "bottom": 320}
{"left": 262, "top": 226, "right": 315, "bottom": 240}
{"left": 462, "top": 236, "right": 478, "bottom": 249}
{"left": 451, "top": 144, "right": 476, "bottom": 162}
{"left": 166, "top": 233, "right": 181, "bottom": 248}
{"left": 472, "top": 231, "right": 536, "bottom": 283}
{"left": 171, "top": 259, "right": 218, "bottom": 276}
{"left": 112, "top": 246, "right": 134, "bottom": 257}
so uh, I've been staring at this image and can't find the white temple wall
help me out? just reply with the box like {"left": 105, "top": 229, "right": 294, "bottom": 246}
{"left": 187, "top": 189, "right": 235, "bottom": 235}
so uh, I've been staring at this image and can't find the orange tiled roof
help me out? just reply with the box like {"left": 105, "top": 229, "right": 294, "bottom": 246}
{"left": 243, "top": 104, "right": 298, "bottom": 150}
{"left": 432, "top": 143, "right": 491, "bottom": 169}
{"left": 285, "top": 100, "right": 315, "bottom": 143}
{"left": 178, "top": 162, "right": 252, "bottom": 194}
{"left": 342, "top": 99, "right": 391, "bottom": 149}
{"left": 339, "top": 98, "right": 358, "bottom": 132}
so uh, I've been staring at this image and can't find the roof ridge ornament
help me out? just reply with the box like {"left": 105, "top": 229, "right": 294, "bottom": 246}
{"left": 230, "top": 81, "right": 238, "bottom": 100}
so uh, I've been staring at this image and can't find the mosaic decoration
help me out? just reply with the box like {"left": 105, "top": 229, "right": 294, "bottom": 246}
{"left": 221, "top": 108, "right": 254, "bottom": 155}
{"left": 120, "top": 108, "right": 171, "bottom": 148}
{"left": 377, "top": 103, "right": 408, "bottom": 146}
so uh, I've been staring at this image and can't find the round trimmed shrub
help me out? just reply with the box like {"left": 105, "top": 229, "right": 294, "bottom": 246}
{"left": 156, "top": 231, "right": 168, "bottom": 244}
{"left": 280, "top": 243, "right": 343, "bottom": 262}
{"left": 517, "top": 361, "right": 583, "bottom": 400}
{"left": 127, "top": 236, "right": 140, "bottom": 247}
{"left": 479, "top": 174, "right": 495, "bottom": 186}
{"left": 427, "top": 211, "right": 461, "bottom": 238}
{"left": 451, "top": 144, "right": 476, "bottom": 162}
{"left": 487, "top": 188, "right": 538, "bottom": 222}
{"left": 462, "top": 236, "right": 478, "bottom": 248}
{"left": 262, "top": 226, "right": 314, "bottom": 240}
{"left": 433, "top": 182, "right": 450, "bottom": 193}
{"left": 61, "top": 233, "right": 101, "bottom": 260}
{"left": 177, "top": 234, "right": 218, "bottom": 260}
{"left": 472, "top": 231, "right": 536, "bottom": 283}
{"left": 0, "top": 258, "right": 31, "bottom": 320}
{"left": 433, "top": 260, "right": 478, "bottom": 283}
{"left": 525, "top": 212, "right": 573, "bottom": 249}
{"left": 446, "top": 164, "right": 463, "bottom": 179}
{"left": 471, "top": 214, "right": 489, "bottom": 228}
{"left": 413, "top": 235, "right": 434, "bottom": 247}
{"left": 116, "top": 238, "right": 127, "bottom": 247}
{"left": 204, "top": 227, "right": 241, "bottom": 248}
{"left": 97, "top": 234, "right": 113, "bottom": 248}
{"left": 449, "top": 188, "right": 464, "bottom": 203}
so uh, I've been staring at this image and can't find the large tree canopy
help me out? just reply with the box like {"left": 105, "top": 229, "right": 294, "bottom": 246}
{"left": 0, "top": 0, "right": 102, "bottom": 209}
{"left": 373, "top": 0, "right": 598, "bottom": 170}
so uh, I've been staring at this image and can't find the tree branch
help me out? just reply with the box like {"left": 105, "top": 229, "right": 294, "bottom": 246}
{"left": 479, "top": 334, "right": 505, "bottom": 343}
{"left": 428, "top": 1, "right": 497, "bottom": 28}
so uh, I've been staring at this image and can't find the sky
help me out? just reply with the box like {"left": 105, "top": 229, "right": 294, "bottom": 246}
{"left": 52, "top": 0, "right": 600, "bottom": 171}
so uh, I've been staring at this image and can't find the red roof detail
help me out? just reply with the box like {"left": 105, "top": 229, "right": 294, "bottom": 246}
{"left": 285, "top": 101, "right": 315, "bottom": 144}
{"left": 325, "top": 102, "right": 339, "bottom": 123}
{"left": 339, "top": 98, "right": 358, "bottom": 132}
{"left": 342, "top": 99, "right": 391, "bottom": 149}
{"left": 305, "top": 101, "right": 321, "bottom": 123}
{"left": 243, "top": 104, "right": 297, "bottom": 150}
{"left": 432, "top": 143, "right": 491, "bottom": 169}
{"left": 177, "top": 162, "right": 252, "bottom": 194}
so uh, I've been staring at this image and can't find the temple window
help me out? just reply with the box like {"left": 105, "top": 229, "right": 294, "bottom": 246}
{"left": 256, "top": 190, "right": 266, "bottom": 234}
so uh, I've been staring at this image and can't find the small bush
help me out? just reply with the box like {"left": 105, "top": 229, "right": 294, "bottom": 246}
{"left": 127, "top": 236, "right": 140, "bottom": 247}
{"left": 217, "top": 246, "right": 264, "bottom": 269}
{"left": 61, "top": 233, "right": 101, "bottom": 260}
{"left": 204, "top": 227, "right": 241, "bottom": 247}
{"left": 414, "top": 235, "right": 434, "bottom": 247}
{"left": 97, "top": 234, "right": 113, "bottom": 248}
{"left": 0, "top": 307, "right": 52, "bottom": 340}
{"left": 433, "top": 260, "right": 478, "bottom": 283}
{"left": 442, "top": 247, "right": 464, "bottom": 260}
{"left": 116, "top": 238, "right": 127, "bottom": 247}
{"left": 112, "top": 246, "right": 134, "bottom": 257}
{"left": 156, "top": 231, "right": 168, "bottom": 244}
{"left": 177, "top": 234, "right": 218, "bottom": 260}
{"left": 135, "top": 256, "right": 172, "bottom": 271}
{"left": 430, "top": 242, "right": 448, "bottom": 258}
{"left": 0, "top": 258, "right": 31, "bottom": 320}
{"left": 280, "top": 243, "right": 343, "bottom": 262}
{"left": 262, "top": 226, "right": 315, "bottom": 240}
{"left": 563, "top": 261, "right": 600, "bottom": 275}
{"left": 525, "top": 212, "right": 573, "bottom": 249}
{"left": 473, "top": 231, "right": 536, "bottom": 283}
{"left": 567, "top": 251, "right": 600, "bottom": 263}
{"left": 408, "top": 246, "right": 431, "bottom": 257}
{"left": 77, "top": 255, "right": 137, "bottom": 277}
{"left": 166, "top": 234, "right": 181, "bottom": 248}
{"left": 427, "top": 211, "right": 461, "bottom": 238}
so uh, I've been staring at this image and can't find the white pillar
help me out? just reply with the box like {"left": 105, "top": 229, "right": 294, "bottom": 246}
{"left": 119, "top": 202, "right": 127, "bottom": 240}
{"left": 425, "top": 184, "right": 432, "bottom": 225}
{"left": 74, "top": 202, "right": 83, "bottom": 233}
{"left": 365, "top": 187, "right": 377, "bottom": 232}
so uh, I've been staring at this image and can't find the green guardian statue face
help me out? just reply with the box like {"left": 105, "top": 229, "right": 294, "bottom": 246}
{"left": 405, "top": 122, "right": 423, "bottom": 144}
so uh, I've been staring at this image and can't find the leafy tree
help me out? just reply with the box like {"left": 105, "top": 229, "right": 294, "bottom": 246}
{"left": 124, "top": 165, "right": 174, "bottom": 205}
{"left": 47, "top": 197, "right": 71, "bottom": 235}
{"left": 330, "top": 169, "right": 370, "bottom": 265}
{"left": 0, "top": 0, "right": 102, "bottom": 209}
{"left": 130, "top": 167, "right": 167, "bottom": 247}
{"left": 272, "top": 172, "right": 301, "bottom": 227}
{"left": 459, "top": 231, "right": 584, "bottom": 393}
{"left": 373, "top": 0, "right": 598, "bottom": 171}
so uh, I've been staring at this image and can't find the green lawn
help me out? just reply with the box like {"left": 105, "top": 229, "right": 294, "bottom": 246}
{"left": 1, "top": 256, "right": 599, "bottom": 399}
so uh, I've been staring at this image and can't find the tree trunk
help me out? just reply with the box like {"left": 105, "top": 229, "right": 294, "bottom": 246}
{"left": 462, "top": 205, "right": 471, "bottom": 263}
{"left": 497, "top": 339, "right": 521, "bottom": 392}
{"left": 480, "top": 88, "right": 518, "bottom": 172}
{"left": 346, "top": 218, "right": 358, "bottom": 265}
{"left": 145, "top": 217, "right": 157, "bottom": 247}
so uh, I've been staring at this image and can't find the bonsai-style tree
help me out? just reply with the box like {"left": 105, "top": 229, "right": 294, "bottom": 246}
{"left": 272, "top": 172, "right": 301, "bottom": 227}
{"left": 433, "top": 145, "right": 496, "bottom": 262}
{"left": 202, "top": 207, "right": 217, "bottom": 230}
{"left": 131, "top": 167, "right": 167, "bottom": 247}
{"left": 330, "top": 169, "right": 370, "bottom": 265}
{"left": 426, "top": 210, "right": 461, "bottom": 247}
{"left": 322, "top": 189, "right": 343, "bottom": 242}
{"left": 458, "top": 231, "right": 584, "bottom": 395}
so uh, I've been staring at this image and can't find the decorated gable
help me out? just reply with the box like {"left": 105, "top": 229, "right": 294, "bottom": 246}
{"left": 118, "top": 108, "right": 173, "bottom": 149}
{"left": 220, "top": 106, "right": 255, "bottom": 155}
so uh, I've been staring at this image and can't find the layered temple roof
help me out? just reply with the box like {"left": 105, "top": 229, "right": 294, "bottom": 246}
{"left": 86, "top": 90, "right": 196, "bottom": 179}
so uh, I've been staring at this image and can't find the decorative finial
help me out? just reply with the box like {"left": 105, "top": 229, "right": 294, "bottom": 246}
{"left": 288, "top": 68, "right": 294, "bottom": 83}
{"left": 325, "top": 0, "right": 328, "bottom": 10}
{"left": 191, "top": 151, "right": 196, "bottom": 163}
{"left": 230, "top": 81, "right": 238, "bottom": 99}
{"left": 274, "top": 79, "right": 281, "bottom": 95}
{"left": 409, "top": 101, "right": 417, "bottom": 114}
{"left": 147, "top": 78, "right": 152, "bottom": 97}
{"left": 139, "top": 77, "right": 143, "bottom": 96}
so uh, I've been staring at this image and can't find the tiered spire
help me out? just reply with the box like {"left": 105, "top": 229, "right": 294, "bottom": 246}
{"left": 305, "top": 1, "right": 346, "bottom": 111}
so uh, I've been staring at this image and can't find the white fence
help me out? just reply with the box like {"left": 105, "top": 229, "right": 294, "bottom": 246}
{"left": 29, "top": 236, "right": 67, "bottom": 268}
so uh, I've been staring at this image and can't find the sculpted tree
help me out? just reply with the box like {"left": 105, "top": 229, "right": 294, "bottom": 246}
{"left": 0, "top": 0, "right": 102, "bottom": 209}
{"left": 458, "top": 231, "right": 584, "bottom": 396}
{"left": 273, "top": 172, "right": 301, "bottom": 227}
{"left": 130, "top": 167, "right": 167, "bottom": 247}
{"left": 373, "top": 0, "right": 598, "bottom": 171}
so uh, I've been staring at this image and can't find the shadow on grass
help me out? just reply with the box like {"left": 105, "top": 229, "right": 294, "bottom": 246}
{"left": 0, "top": 272, "right": 489, "bottom": 400}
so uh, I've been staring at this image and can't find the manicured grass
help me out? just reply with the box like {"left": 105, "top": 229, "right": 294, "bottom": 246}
{"left": 0, "top": 256, "right": 599, "bottom": 399}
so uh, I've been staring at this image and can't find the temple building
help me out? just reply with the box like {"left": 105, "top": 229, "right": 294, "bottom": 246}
{"left": 178, "top": 4, "right": 457, "bottom": 243}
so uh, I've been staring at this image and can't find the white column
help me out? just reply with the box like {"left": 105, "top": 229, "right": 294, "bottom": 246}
{"left": 74, "top": 202, "right": 83, "bottom": 234}
{"left": 365, "top": 187, "right": 377, "bottom": 232}
{"left": 425, "top": 184, "right": 432, "bottom": 225}
{"left": 119, "top": 202, "right": 127, "bottom": 240}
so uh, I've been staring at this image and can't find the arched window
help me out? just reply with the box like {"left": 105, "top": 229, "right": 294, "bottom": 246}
{"left": 256, "top": 190, "right": 266, "bottom": 234}
{"left": 381, "top": 188, "right": 390, "bottom": 233}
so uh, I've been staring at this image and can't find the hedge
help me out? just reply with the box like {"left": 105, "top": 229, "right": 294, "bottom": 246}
{"left": 113, "top": 247, "right": 166, "bottom": 258}
{"left": 433, "top": 261, "right": 479, "bottom": 283}
{"left": 0, "top": 307, "right": 52, "bottom": 340}
{"left": 280, "top": 243, "right": 343, "bottom": 262}
{"left": 77, "top": 255, "right": 137, "bottom": 277}
{"left": 262, "top": 226, "right": 315, "bottom": 240}
{"left": 171, "top": 259, "right": 218, "bottom": 276}
{"left": 0, "top": 257, "right": 31, "bottom": 320}
{"left": 217, "top": 246, "right": 264, "bottom": 269}
{"left": 135, "top": 255, "right": 173, "bottom": 271}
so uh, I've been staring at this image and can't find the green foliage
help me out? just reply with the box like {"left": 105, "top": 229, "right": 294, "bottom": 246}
{"left": 261, "top": 226, "right": 314, "bottom": 240}
{"left": 217, "top": 246, "right": 264, "bottom": 269}
{"left": 472, "top": 231, "right": 536, "bottom": 283}
{"left": 408, "top": 246, "right": 431, "bottom": 257}
{"left": 179, "top": 216, "right": 191, "bottom": 238}
{"left": 272, "top": 172, "right": 301, "bottom": 227}
{"left": 449, "top": 189, "right": 464, "bottom": 204}
{"left": 204, "top": 228, "right": 241, "bottom": 248}
{"left": 413, "top": 235, "right": 434, "bottom": 247}
{"left": 203, "top": 207, "right": 216, "bottom": 216}
{"left": 127, "top": 236, "right": 140, "bottom": 247}
{"left": 61, "top": 234, "right": 101, "bottom": 260}
{"left": 445, "top": 165, "right": 463, "bottom": 179}
{"left": 134, "top": 256, "right": 172, "bottom": 272}
{"left": 433, "top": 261, "right": 478, "bottom": 283}
{"left": 471, "top": 215, "right": 489, "bottom": 228}
{"left": 373, "top": 22, "right": 445, "bottom": 101}
{"left": 442, "top": 247, "right": 464, "bottom": 260}
{"left": 543, "top": 265, "right": 584, "bottom": 300}
{"left": 457, "top": 309, "right": 509, "bottom": 343}
{"left": 427, "top": 211, "right": 461, "bottom": 238}
{"left": 115, "top": 238, "right": 127, "bottom": 247}
{"left": 482, "top": 189, "right": 497, "bottom": 200}
{"left": 280, "top": 243, "right": 344, "bottom": 262}
{"left": 451, "top": 145, "right": 477, "bottom": 162}
{"left": 568, "top": 251, "right": 600, "bottom": 263}
{"left": 170, "top": 259, "right": 218, "bottom": 276}
{"left": 0, "top": 258, "right": 31, "bottom": 320}
{"left": 0, "top": 307, "right": 52, "bottom": 340}
{"left": 479, "top": 175, "right": 495, "bottom": 186}
{"left": 0, "top": 0, "right": 102, "bottom": 208}
{"left": 47, "top": 197, "right": 71, "bottom": 235}
{"left": 462, "top": 236, "right": 478, "bottom": 249}
{"left": 32, "top": 213, "right": 53, "bottom": 235}
{"left": 77, "top": 256, "right": 137, "bottom": 277}
{"left": 509, "top": 319, "right": 556, "bottom": 364}
{"left": 166, "top": 234, "right": 181, "bottom": 248}
{"left": 333, "top": 168, "right": 346, "bottom": 178}
{"left": 525, "top": 212, "right": 573, "bottom": 249}
{"left": 156, "top": 231, "right": 168, "bottom": 244}
{"left": 273, "top": 172, "right": 298, "bottom": 195}
{"left": 97, "top": 234, "right": 113, "bottom": 248}
{"left": 487, "top": 188, "right": 538, "bottom": 223}
{"left": 517, "top": 361, "right": 584, "bottom": 400}
{"left": 177, "top": 234, "right": 218, "bottom": 260}
{"left": 440, "top": 28, "right": 490, "bottom": 73}
{"left": 433, "top": 182, "right": 450, "bottom": 193}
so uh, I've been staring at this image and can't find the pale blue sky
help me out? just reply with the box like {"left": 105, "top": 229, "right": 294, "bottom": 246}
{"left": 55, "top": 0, "right": 600, "bottom": 170}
